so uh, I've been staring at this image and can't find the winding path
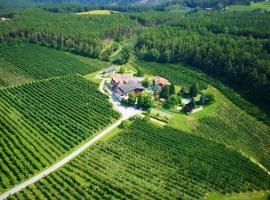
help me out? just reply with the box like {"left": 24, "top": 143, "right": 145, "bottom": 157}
{"left": 0, "top": 76, "right": 142, "bottom": 200}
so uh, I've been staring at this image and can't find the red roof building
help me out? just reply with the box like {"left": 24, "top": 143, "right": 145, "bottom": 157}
{"left": 155, "top": 77, "right": 169, "bottom": 88}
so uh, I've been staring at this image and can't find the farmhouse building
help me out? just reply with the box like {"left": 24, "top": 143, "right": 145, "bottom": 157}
{"left": 111, "top": 75, "right": 144, "bottom": 99}
{"left": 155, "top": 77, "right": 169, "bottom": 88}
{"left": 118, "top": 81, "right": 144, "bottom": 96}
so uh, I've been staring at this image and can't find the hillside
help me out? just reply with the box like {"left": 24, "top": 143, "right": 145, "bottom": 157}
{"left": 0, "top": 0, "right": 255, "bottom": 8}
{"left": 0, "top": 75, "right": 119, "bottom": 193}
{"left": 0, "top": 42, "right": 110, "bottom": 87}
{"left": 6, "top": 120, "right": 270, "bottom": 199}
{"left": 137, "top": 61, "right": 270, "bottom": 171}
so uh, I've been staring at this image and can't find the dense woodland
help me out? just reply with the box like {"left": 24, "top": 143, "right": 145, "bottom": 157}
{"left": 0, "top": 8, "right": 139, "bottom": 58}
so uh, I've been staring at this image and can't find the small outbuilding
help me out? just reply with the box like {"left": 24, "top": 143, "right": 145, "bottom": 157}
{"left": 101, "top": 66, "right": 116, "bottom": 74}
{"left": 155, "top": 77, "right": 169, "bottom": 88}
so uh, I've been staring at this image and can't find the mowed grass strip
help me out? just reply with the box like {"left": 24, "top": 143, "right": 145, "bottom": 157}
{"left": 0, "top": 75, "right": 120, "bottom": 193}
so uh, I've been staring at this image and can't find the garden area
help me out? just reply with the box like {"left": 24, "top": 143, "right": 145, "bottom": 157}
{"left": 122, "top": 73, "right": 215, "bottom": 118}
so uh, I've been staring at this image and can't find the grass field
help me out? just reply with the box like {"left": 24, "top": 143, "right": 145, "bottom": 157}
{"left": 150, "top": 108, "right": 173, "bottom": 120}
{"left": 228, "top": 2, "right": 270, "bottom": 11}
{"left": 76, "top": 10, "right": 117, "bottom": 15}
{"left": 6, "top": 120, "right": 270, "bottom": 199}
{"left": 137, "top": 61, "right": 270, "bottom": 172}
{"left": 0, "top": 42, "right": 110, "bottom": 88}
{"left": 0, "top": 75, "right": 119, "bottom": 193}
{"left": 168, "top": 87, "right": 219, "bottom": 132}
{"left": 207, "top": 190, "right": 270, "bottom": 200}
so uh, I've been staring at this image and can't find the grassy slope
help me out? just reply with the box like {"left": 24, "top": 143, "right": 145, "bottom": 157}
{"left": 0, "top": 42, "right": 110, "bottom": 88}
{"left": 228, "top": 2, "right": 270, "bottom": 11}
{"left": 7, "top": 120, "right": 270, "bottom": 199}
{"left": 137, "top": 60, "right": 270, "bottom": 172}
{"left": 0, "top": 75, "right": 119, "bottom": 193}
{"left": 207, "top": 190, "right": 270, "bottom": 200}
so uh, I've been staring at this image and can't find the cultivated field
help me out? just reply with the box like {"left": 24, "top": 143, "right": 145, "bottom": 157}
{"left": 228, "top": 2, "right": 270, "bottom": 11}
{"left": 0, "top": 75, "right": 120, "bottom": 192}
{"left": 6, "top": 120, "right": 270, "bottom": 199}
{"left": 76, "top": 10, "right": 115, "bottom": 15}
{"left": 0, "top": 42, "right": 110, "bottom": 87}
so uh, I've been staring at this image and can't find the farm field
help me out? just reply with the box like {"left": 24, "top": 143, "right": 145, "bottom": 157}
{"left": 76, "top": 10, "right": 116, "bottom": 15}
{"left": 6, "top": 120, "right": 270, "bottom": 199}
{"left": 228, "top": 2, "right": 270, "bottom": 11}
{"left": 207, "top": 190, "right": 270, "bottom": 200}
{"left": 0, "top": 42, "right": 111, "bottom": 87}
{"left": 137, "top": 61, "right": 270, "bottom": 171}
{"left": 0, "top": 75, "right": 120, "bottom": 193}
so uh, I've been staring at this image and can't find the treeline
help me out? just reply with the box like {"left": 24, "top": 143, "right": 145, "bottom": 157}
{"left": 135, "top": 24, "right": 270, "bottom": 113}
{"left": 0, "top": 8, "right": 139, "bottom": 58}
{"left": 155, "top": 0, "right": 251, "bottom": 10}
{"left": 170, "top": 11, "right": 270, "bottom": 38}
{"left": 181, "top": 0, "right": 251, "bottom": 8}
{"left": 129, "top": 12, "right": 184, "bottom": 26}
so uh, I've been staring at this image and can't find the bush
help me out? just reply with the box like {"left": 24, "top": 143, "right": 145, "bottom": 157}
{"left": 163, "top": 95, "right": 180, "bottom": 109}
{"left": 118, "top": 120, "right": 130, "bottom": 129}
{"left": 143, "top": 116, "right": 150, "bottom": 122}
{"left": 113, "top": 47, "right": 130, "bottom": 65}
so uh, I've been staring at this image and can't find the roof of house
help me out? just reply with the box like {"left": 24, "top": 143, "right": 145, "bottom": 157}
{"left": 102, "top": 66, "right": 116, "bottom": 73}
{"left": 155, "top": 76, "right": 169, "bottom": 86}
{"left": 112, "top": 75, "right": 143, "bottom": 85}
{"left": 118, "top": 81, "right": 144, "bottom": 96}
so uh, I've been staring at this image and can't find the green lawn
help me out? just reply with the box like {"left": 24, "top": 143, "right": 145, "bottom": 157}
{"left": 150, "top": 108, "right": 173, "bottom": 120}
{"left": 250, "top": 2, "right": 270, "bottom": 9}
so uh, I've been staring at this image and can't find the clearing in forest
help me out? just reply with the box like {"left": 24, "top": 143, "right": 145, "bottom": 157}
{"left": 76, "top": 10, "right": 117, "bottom": 15}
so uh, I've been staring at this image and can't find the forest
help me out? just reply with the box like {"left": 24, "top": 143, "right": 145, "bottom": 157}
{"left": 0, "top": 8, "right": 139, "bottom": 58}
{"left": 134, "top": 11, "right": 270, "bottom": 116}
